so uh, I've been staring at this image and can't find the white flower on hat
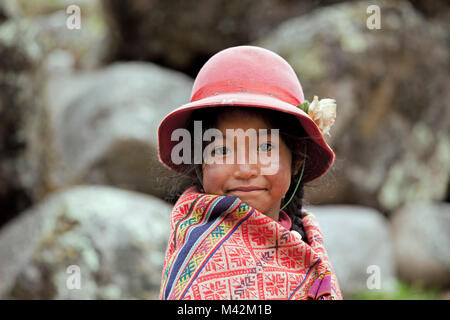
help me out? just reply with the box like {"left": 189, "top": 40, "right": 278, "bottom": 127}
{"left": 297, "top": 95, "right": 336, "bottom": 137}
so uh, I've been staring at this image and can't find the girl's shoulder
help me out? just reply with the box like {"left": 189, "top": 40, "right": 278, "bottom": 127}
{"left": 300, "top": 209, "right": 322, "bottom": 230}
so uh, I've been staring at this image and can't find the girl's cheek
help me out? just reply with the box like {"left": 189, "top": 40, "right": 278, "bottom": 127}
{"left": 270, "top": 156, "right": 292, "bottom": 195}
{"left": 202, "top": 164, "right": 228, "bottom": 194}
{"left": 276, "top": 172, "right": 292, "bottom": 196}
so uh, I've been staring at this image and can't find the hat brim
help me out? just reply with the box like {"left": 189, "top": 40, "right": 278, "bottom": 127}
{"left": 157, "top": 92, "right": 335, "bottom": 183}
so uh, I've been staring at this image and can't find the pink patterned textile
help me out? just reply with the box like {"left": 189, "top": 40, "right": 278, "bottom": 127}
{"left": 160, "top": 186, "right": 343, "bottom": 300}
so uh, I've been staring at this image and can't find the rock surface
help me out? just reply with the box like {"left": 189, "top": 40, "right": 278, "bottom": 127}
{"left": 0, "top": 0, "right": 107, "bottom": 228}
{"left": 391, "top": 201, "right": 450, "bottom": 288}
{"left": 101, "top": 0, "right": 342, "bottom": 76}
{"left": 310, "top": 205, "right": 397, "bottom": 296}
{"left": 46, "top": 62, "right": 193, "bottom": 199}
{"left": 0, "top": 185, "right": 171, "bottom": 299}
{"left": 0, "top": 2, "right": 49, "bottom": 227}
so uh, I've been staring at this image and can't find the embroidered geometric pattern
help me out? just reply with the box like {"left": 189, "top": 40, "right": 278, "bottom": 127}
{"left": 160, "top": 186, "right": 343, "bottom": 300}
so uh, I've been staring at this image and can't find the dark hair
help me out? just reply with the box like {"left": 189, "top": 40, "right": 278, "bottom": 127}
{"left": 164, "top": 106, "right": 310, "bottom": 243}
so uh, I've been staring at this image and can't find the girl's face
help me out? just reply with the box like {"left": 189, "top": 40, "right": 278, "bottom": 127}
{"left": 202, "top": 110, "right": 299, "bottom": 219}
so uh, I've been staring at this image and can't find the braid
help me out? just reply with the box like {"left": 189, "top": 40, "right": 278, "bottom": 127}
{"left": 283, "top": 173, "right": 309, "bottom": 244}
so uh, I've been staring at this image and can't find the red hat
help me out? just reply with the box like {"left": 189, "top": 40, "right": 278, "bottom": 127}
{"left": 157, "top": 45, "right": 335, "bottom": 183}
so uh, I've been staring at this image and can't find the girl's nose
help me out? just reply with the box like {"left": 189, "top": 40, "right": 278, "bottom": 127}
{"left": 231, "top": 136, "right": 260, "bottom": 179}
{"left": 233, "top": 162, "right": 259, "bottom": 179}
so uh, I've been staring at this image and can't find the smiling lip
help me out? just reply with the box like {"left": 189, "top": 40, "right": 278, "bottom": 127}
{"left": 227, "top": 186, "right": 267, "bottom": 192}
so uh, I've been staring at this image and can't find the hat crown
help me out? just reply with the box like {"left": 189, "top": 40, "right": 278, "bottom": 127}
{"left": 190, "top": 46, "right": 304, "bottom": 105}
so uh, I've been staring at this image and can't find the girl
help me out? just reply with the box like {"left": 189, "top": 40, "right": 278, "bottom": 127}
{"left": 157, "top": 45, "right": 342, "bottom": 300}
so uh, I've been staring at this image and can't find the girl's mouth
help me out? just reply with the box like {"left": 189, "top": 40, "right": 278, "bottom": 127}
{"left": 227, "top": 186, "right": 267, "bottom": 194}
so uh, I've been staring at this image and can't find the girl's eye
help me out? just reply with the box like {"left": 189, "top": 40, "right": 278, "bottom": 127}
{"left": 259, "top": 143, "right": 274, "bottom": 152}
{"left": 213, "top": 146, "right": 229, "bottom": 155}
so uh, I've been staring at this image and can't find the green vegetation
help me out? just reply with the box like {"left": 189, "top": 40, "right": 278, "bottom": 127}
{"left": 350, "top": 280, "right": 442, "bottom": 300}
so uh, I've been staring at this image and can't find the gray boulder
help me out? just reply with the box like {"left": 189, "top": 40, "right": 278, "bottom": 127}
{"left": 0, "top": 2, "right": 48, "bottom": 227}
{"left": 0, "top": 185, "right": 171, "bottom": 299}
{"left": 309, "top": 205, "right": 397, "bottom": 296}
{"left": 46, "top": 62, "right": 193, "bottom": 199}
{"left": 101, "top": 0, "right": 342, "bottom": 74}
{"left": 391, "top": 201, "right": 450, "bottom": 288}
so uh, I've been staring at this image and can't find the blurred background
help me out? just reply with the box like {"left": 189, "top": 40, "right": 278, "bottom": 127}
{"left": 0, "top": 0, "right": 449, "bottom": 299}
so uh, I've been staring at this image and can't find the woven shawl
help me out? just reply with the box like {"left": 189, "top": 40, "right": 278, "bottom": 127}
{"left": 160, "top": 186, "right": 343, "bottom": 300}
